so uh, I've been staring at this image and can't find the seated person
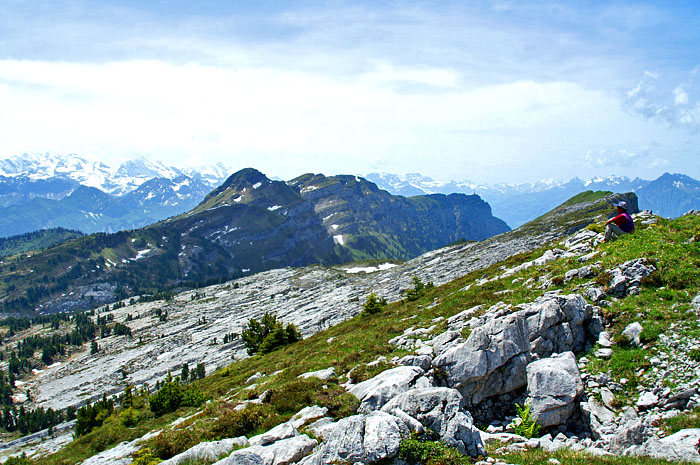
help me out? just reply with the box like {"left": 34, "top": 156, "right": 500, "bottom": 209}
{"left": 604, "top": 201, "right": 635, "bottom": 242}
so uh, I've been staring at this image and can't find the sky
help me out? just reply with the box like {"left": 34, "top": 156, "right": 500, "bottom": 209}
{"left": 0, "top": 1, "right": 699, "bottom": 184}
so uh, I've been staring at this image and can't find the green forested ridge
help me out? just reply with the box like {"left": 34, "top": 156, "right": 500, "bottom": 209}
{"left": 0, "top": 228, "right": 84, "bottom": 259}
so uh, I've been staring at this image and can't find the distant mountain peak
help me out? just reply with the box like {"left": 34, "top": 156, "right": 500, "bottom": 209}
{"left": 0, "top": 153, "right": 231, "bottom": 196}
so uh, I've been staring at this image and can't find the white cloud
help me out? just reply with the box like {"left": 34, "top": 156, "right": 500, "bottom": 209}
{"left": 584, "top": 147, "right": 657, "bottom": 169}
{"left": 674, "top": 86, "right": 689, "bottom": 106}
{"left": 623, "top": 68, "right": 700, "bottom": 133}
{"left": 0, "top": 58, "right": 622, "bottom": 181}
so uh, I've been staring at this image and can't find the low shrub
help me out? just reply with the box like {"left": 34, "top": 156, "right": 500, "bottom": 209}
{"left": 148, "top": 427, "right": 204, "bottom": 460}
{"left": 348, "top": 360, "right": 394, "bottom": 383}
{"left": 361, "top": 293, "right": 387, "bottom": 316}
{"left": 149, "top": 375, "right": 207, "bottom": 416}
{"left": 241, "top": 313, "right": 302, "bottom": 355}
{"left": 398, "top": 434, "right": 468, "bottom": 465}
{"left": 208, "top": 403, "right": 276, "bottom": 439}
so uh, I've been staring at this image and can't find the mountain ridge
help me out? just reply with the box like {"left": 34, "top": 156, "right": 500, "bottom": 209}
{"left": 0, "top": 169, "right": 509, "bottom": 315}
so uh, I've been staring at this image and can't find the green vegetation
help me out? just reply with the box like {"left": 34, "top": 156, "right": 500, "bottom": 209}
{"left": 0, "top": 227, "right": 84, "bottom": 259}
{"left": 658, "top": 406, "right": 700, "bottom": 435}
{"left": 512, "top": 402, "right": 541, "bottom": 439}
{"left": 361, "top": 293, "right": 387, "bottom": 316}
{"left": 75, "top": 394, "right": 114, "bottom": 436}
{"left": 403, "top": 275, "right": 434, "bottom": 301}
{"left": 398, "top": 434, "right": 469, "bottom": 465}
{"left": 148, "top": 374, "right": 207, "bottom": 417}
{"left": 241, "top": 313, "right": 302, "bottom": 355}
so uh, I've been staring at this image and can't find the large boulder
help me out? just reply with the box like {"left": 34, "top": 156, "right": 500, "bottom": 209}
{"left": 301, "top": 412, "right": 409, "bottom": 465}
{"left": 161, "top": 437, "right": 249, "bottom": 465}
{"left": 246, "top": 435, "right": 318, "bottom": 465}
{"left": 433, "top": 294, "right": 594, "bottom": 408}
{"left": 525, "top": 352, "right": 583, "bottom": 427}
{"left": 349, "top": 366, "right": 431, "bottom": 413}
{"left": 381, "top": 387, "right": 486, "bottom": 457}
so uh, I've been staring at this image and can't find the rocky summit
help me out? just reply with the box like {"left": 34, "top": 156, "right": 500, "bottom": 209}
{"left": 0, "top": 168, "right": 508, "bottom": 315}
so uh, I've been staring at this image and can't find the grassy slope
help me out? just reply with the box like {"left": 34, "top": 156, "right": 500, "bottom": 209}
{"left": 11, "top": 203, "right": 700, "bottom": 465}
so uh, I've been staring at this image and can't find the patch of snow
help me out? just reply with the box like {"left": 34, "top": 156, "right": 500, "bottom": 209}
{"left": 345, "top": 263, "right": 398, "bottom": 274}
{"left": 132, "top": 249, "right": 152, "bottom": 260}
{"left": 242, "top": 268, "right": 250, "bottom": 273}
{"left": 252, "top": 182, "right": 262, "bottom": 189}
{"left": 331, "top": 224, "right": 339, "bottom": 230}
{"left": 323, "top": 213, "right": 335, "bottom": 220}
{"left": 301, "top": 185, "right": 319, "bottom": 193}
{"left": 333, "top": 235, "right": 344, "bottom": 246}
{"left": 268, "top": 205, "right": 282, "bottom": 211}
{"left": 234, "top": 196, "right": 243, "bottom": 202}
{"left": 355, "top": 176, "right": 361, "bottom": 182}
{"left": 157, "top": 352, "right": 172, "bottom": 361}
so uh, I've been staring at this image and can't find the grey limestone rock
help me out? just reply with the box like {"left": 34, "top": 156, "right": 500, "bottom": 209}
{"left": 248, "top": 422, "right": 298, "bottom": 446}
{"left": 636, "top": 391, "right": 659, "bottom": 410}
{"left": 433, "top": 294, "right": 594, "bottom": 408}
{"left": 160, "top": 437, "right": 249, "bottom": 465}
{"left": 609, "top": 420, "right": 650, "bottom": 454}
{"left": 297, "top": 367, "right": 336, "bottom": 380}
{"left": 693, "top": 295, "right": 700, "bottom": 312}
{"left": 597, "top": 331, "right": 613, "bottom": 348}
{"left": 245, "top": 435, "right": 318, "bottom": 465}
{"left": 608, "top": 258, "right": 656, "bottom": 297}
{"left": 303, "top": 412, "right": 409, "bottom": 465}
{"left": 289, "top": 405, "right": 328, "bottom": 429}
{"left": 381, "top": 387, "right": 486, "bottom": 457}
{"left": 214, "top": 449, "right": 265, "bottom": 465}
{"left": 447, "top": 305, "right": 483, "bottom": 330}
{"left": 430, "top": 330, "right": 465, "bottom": 358}
{"left": 397, "top": 355, "right": 433, "bottom": 371}
{"left": 622, "top": 322, "right": 643, "bottom": 346}
{"left": 580, "top": 397, "right": 615, "bottom": 439}
{"left": 583, "top": 287, "right": 606, "bottom": 303}
{"left": 632, "top": 428, "right": 700, "bottom": 463}
{"left": 349, "top": 366, "right": 430, "bottom": 413}
{"left": 525, "top": 352, "right": 583, "bottom": 427}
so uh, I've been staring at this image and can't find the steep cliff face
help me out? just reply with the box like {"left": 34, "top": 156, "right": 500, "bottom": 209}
{"left": 289, "top": 173, "right": 510, "bottom": 260}
{"left": 175, "top": 173, "right": 337, "bottom": 278}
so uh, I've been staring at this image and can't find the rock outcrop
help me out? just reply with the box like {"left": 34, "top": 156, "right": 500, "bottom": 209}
{"left": 301, "top": 412, "right": 409, "bottom": 465}
{"left": 381, "top": 387, "right": 486, "bottom": 456}
{"left": 433, "top": 294, "right": 597, "bottom": 418}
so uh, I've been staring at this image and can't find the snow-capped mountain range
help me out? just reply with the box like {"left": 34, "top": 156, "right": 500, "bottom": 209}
{"left": 366, "top": 172, "right": 700, "bottom": 227}
{"left": 0, "top": 153, "right": 231, "bottom": 237}
{"left": 0, "top": 153, "right": 697, "bottom": 237}
{"left": 0, "top": 153, "right": 229, "bottom": 196}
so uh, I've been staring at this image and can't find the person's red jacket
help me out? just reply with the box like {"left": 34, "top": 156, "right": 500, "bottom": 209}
{"left": 611, "top": 212, "right": 635, "bottom": 233}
